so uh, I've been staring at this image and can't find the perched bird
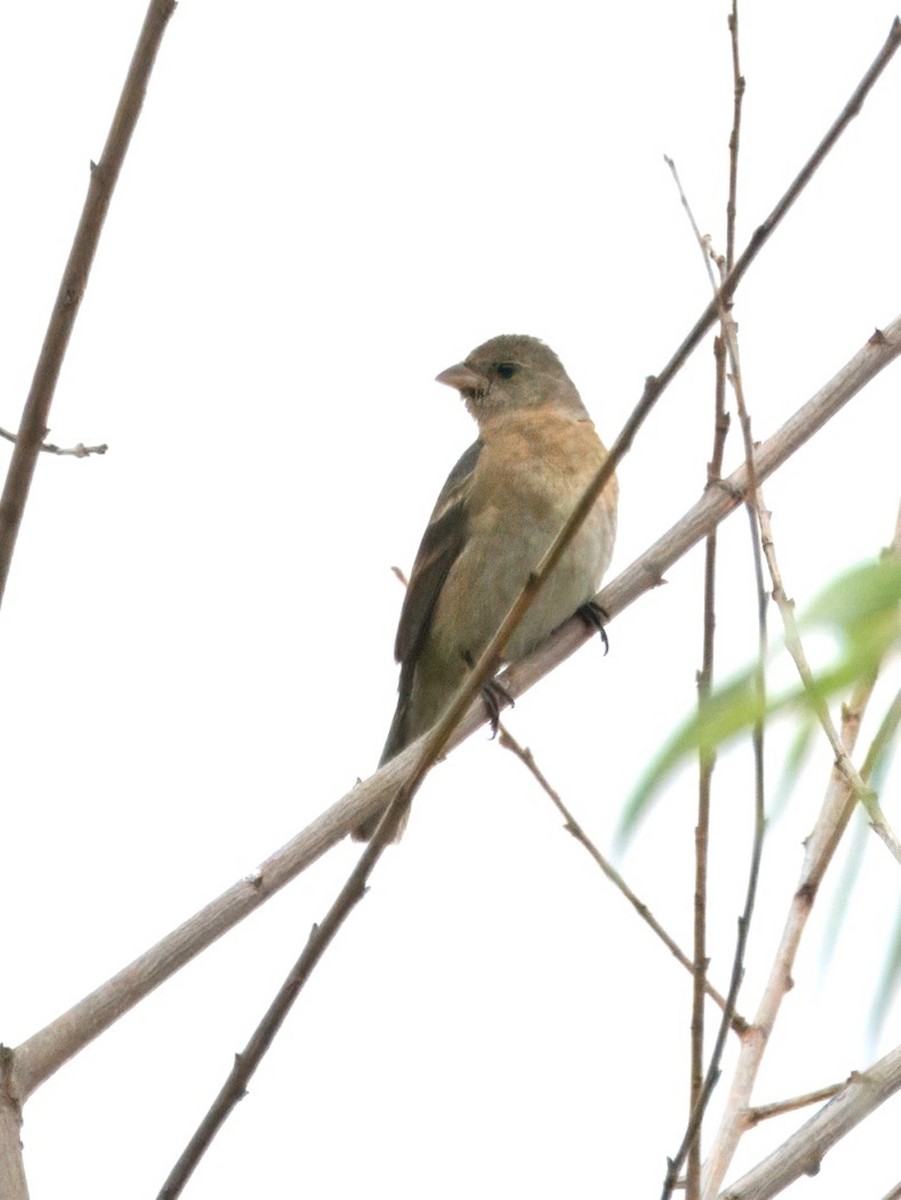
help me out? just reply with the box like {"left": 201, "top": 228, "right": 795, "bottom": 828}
{"left": 354, "top": 334, "right": 618, "bottom": 840}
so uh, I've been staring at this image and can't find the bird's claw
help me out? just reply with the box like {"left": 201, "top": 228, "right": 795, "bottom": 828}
{"left": 481, "top": 677, "right": 515, "bottom": 737}
{"left": 578, "top": 601, "right": 610, "bottom": 655}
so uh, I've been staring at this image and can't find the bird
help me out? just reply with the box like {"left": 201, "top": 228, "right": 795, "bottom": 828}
{"left": 353, "top": 334, "right": 618, "bottom": 840}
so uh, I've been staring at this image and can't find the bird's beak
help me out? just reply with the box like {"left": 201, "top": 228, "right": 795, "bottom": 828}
{"left": 435, "top": 362, "right": 489, "bottom": 392}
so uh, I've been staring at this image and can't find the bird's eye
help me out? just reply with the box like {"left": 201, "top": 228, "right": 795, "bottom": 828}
{"left": 496, "top": 362, "right": 517, "bottom": 379}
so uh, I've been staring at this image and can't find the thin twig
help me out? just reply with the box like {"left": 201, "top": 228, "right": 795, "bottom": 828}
{"left": 663, "top": 155, "right": 719, "bottom": 293}
{"left": 726, "top": 0, "right": 745, "bottom": 272}
{"left": 661, "top": 147, "right": 732, "bottom": 1200}
{"left": 686, "top": 327, "right": 728, "bottom": 1199}
{"left": 691, "top": 3, "right": 748, "bottom": 1169}
{"left": 748, "top": 1082, "right": 844, "bottom": 1124}
{"left": 0, "top": 0, "right": 175, "bottom": 607}
{"left": 0, "top": 427, "right": 107, "bottom": 457}
{"left": 0, "top": 0, "right": 161, "bottom": 1179}
{"left": 9, "top": 314, "right": 901, "bottom": 1106}
{"left": 157, "top": 834, "right": 392, "bottom": 1197}
{"left": 664, "top": 9, "right": 764, "bottom": 1190}
{"left": 496, "top": 725, "right": 746, "bottom": 1030}
{"left": 672, "top": 252, "right": 770, "bottom": 1198}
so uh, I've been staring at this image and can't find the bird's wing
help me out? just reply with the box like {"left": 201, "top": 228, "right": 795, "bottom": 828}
{"left": 377, "top": 440, "right": 480, "bottom": 770}
{"left": 393, "top": 438, "right": 481, "bottom": 665}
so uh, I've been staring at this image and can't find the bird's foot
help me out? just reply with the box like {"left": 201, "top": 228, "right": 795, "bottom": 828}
{"left": 578, "top": 601, "right": 610, "bottom": 655}
{"left": 463, "top": 650, "right": 515, "bottom": 737}
{"left": 481, "top": 677, "right": 515, "bottom": 738}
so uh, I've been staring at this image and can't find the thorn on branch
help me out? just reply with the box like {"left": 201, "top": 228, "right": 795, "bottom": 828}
{"left": 642, "top": 562, "right": 668, "bottom": 588}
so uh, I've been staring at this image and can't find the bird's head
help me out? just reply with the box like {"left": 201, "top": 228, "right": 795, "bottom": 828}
{"left": 435, "top": 334, "right": 587, "bottom": 423}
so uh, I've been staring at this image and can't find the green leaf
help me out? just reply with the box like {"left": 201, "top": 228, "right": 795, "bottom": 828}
{"left": 617, "top": 558, "right": 901, "bottom": 846}
{"left": 802, "top": 558, "right": 901, "bottom": 636}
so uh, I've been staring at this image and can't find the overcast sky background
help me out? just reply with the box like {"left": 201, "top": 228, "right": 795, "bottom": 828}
{"left": 1, "top": 2, "right": 900, "bottom": 1197}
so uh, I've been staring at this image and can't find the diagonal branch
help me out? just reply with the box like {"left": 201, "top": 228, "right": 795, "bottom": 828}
{"left": 748, "top": 1082, "right": 844, "bottom": 1124}
{"left": 0, "top": 0, "right": 176, "bottom": 607}
{"left": 497, "top": 725, "right": 746, "bottom": 1029}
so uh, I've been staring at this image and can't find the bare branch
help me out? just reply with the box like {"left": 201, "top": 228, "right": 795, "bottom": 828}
{"left": 0, "top": 0, "right": 176, "bottom": 607}
{"left": 670, "top": 236, "right": 772, "bottom": 1200}
{"left": 496, "top": 725, "right": 746, "bottom": 1030}
{"left": 663, "top": 132, "right": 737, "bottom": 1200}
{"left": 725, "top": 0, "right": 745, "bottom": 272}
{"left": 0, "top": 427, "right": 107, "bottom": 457}
{"left": 748, "top": 1083, "right": 844, "bottom": 1125}
{"left": 664, "top": 13, "right": 767, "bottom": 1187}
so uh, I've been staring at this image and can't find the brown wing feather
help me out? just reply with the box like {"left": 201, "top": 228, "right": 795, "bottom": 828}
{"left": 393, "top": 439, "right": 481, "bottom": 664}
{"left": 376, "top": 439, "right": 480, "bottom": 770}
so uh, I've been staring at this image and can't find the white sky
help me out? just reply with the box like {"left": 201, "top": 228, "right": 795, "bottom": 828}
{"left": 1, "top": 2, "right": 900, "bottom": 1197}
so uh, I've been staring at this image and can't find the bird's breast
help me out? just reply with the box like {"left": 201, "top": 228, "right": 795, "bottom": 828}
{"left": 430, "top": 410, "right": 618, "bottom": 665}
